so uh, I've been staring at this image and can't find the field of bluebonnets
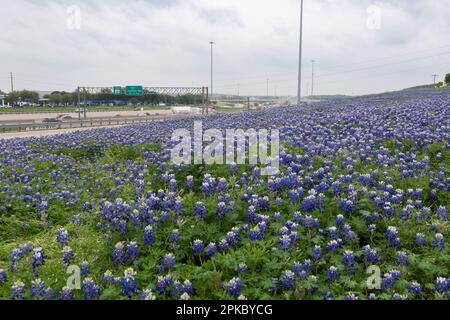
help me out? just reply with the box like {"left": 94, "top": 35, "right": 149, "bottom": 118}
{"left": 0, "top": 89, "right": 449, "bottom": 301}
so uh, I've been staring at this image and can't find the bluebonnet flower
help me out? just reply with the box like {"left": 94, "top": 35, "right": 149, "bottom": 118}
{"left": 156, "top": 274, "right": 174, "bottom": 296}
{"left": 127, "top": 242, "right": 140, "bottom": 263}
{"left": 382, "top": 270, "right": 401, "bottom": 291}
{"left": 273, "top": 212, "right": 282, "bottom": 222}
{"left": 386, "top": 226, "right": 401, "bottom": 248}
{"left": 80, "top": 261, "right": 91, "bottom": 277}
{"left": 121, "top": 268, "right": 138, "bottom": 298}
{"left": 185, "top": 176, "right": 195, "bottom": 190}
{"left": 193, "top": 240, "right": 204, "bottom": 256}
{"left": 327, "top": 266, "right": 340, "bottom": 283}
{"left": 62, "top": 246, "right": 75, "bottom": 267}
{"left": 205, "top": 242, "right": 217, "bottom": 258}
{"left": 113, "top": 242, "right": 126, "bottom": 266}
{"left": 345, "top": 293, "right": 358, "bottom": 300}
{"left": 301, "top": 195, "right": 316, "bottom": 212}
{"left": 237, "top": 263, "right": 249, "bottom": 274}
{"left": 323, "top": 290, "right": 334, "bottom": 300}
{"left": 436, "top": 206, "right": 447, "bottom": 221}
{"left": 226, "top": 230, "right": 240, "bottom": 247}
{"left": 217, "top": 178, "right": 228, "bottom": 193}
{"left": 342, "top": 250, "right": 355, "bottom": 274}
{"left": 435, "top": 277, "right": 450, "bottom": 294}
{"left": 170, "top": 229, "right": 181, "bottom": 246}
{"left": 363, "top": 245, "right": 381, "bottom": 264}
{"left": 0, "top": 269, "right": 7, "bottom": 285}
{"left": 59, "top": 287, "right": 74, "bottom": 300}
{"left": 224, "top": 278, "right": 243, "bottom": 298}
{"left": 415, "top": 233, "right": 427, "bottom": 247}
{"left": 282, "top": 270, "right": 296, "bottom": 291}
{"left": 368, "top": 224, "right": 376, "bottom": 235}
{"left": 141, "top": 289, "right": 157, "bottom": 300}
{"left": 168, "top": 179, "right": 178, "bottom": 192}
{"left": 83, "top": 278, "right": 102, "bottom": 300}
{"left": 326, "top": 240, "right": 340, "bottom": 254}
{"left": 218, "top": 239, "right": 229, "bottom": 253}
{"left": 103, "top": 270, "right": 115, "bottom": 285}
{"left": 368, "top": 293, "right": 377, "bottom": 300}
{"left": 31, "top": 247, "right": 46, "bottom": 275}
{"left": 30, "top": 279, "right": 46, "bottom": 298}
{"left": 312, "top": 246, "right": 323, "bottom": 262}
{"left": 336, "top": 214, "right": 345, "bottom": 227}
{"left": 194, "top": 202, "right": 207, "bottom": 220}
{"left": 12, "top": 281, "right": 26, "bottom": 300}
{"left": 183, "top": 280, "right": 194, "bottom": 296}
{"left": 409, "top": 282, "right": 422, "bottom": 297}
{"left": 393, "top": 293, "right": 408, "bottom": 300}
{"left": 10, "top": 242, "right": 33, "bottom": 272}
{"left": 163, "top": 253, "right": 175, "bottom": 270}
{"left": 432, "top": 233, "right": 445, "bottom": 251}
{"left": 56, "top": 228, "right": 71, "bottom": 246}
{"left": 340, "top": 199, "right": 355, "bottom": 214}
{"left": 144, "top": 225, "right": 155, "bottom": 246}
{"left": 279, "top": 235, "right": 292, "bottom": 252}
{"left": 396, "top": 251, "right": 409, "bottom": 266}
{"left": 216, "top": 202, "right": 228, "bottom": 221}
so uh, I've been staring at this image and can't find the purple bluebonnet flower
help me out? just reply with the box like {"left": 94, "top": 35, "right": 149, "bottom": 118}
{"left": 226, "top": 230, "right": 239, "bottom": 247}
{"left": 312, "top": 246, "right": 323, "bottom": 262}
{"left": 343, "top": 250, "right": 355, "bottom": 274}
{"left": 216, "top": 202, "right": 228, "bottom": 220}
{"left": 282, "top": 270, "right": 296, "bottom": 291}
{"left": 121, "top": 268, "right": 138, "bottom": 298}
{"left": 435, "top": 277, "right": 450, "bottom": 294}
{"left": 323, "top": 291, "right": 334, "bottom": 300}
{"left": 217, "top": 178, "right": 228, "bottom": 193}
{"left": 409, "top": 282, "right": 422, "bottom": 297}
{"left": 56, "top": 228, "right": 71, "bottom": 246}
{"left": 218, "top": 239, "right": 229, "bottom": 253}
{"left": 194, "top": 202, "right": 207, "bottom": 220}
{"left": 436, "top": 206, "right": 448, "bottom": 221}
{"left": 396, "top": 251, "right": 409, "bottom": 266}
{"left": 237, "top": 263, "right": 249, "bottom": 274}
{"left": 279, "top": 235, "right": 292, "bottom": 252}
{"left": 103, "top": 270, "right": 115, "bottom": 285}
{"left": 113, "top": 242, "right": 126, "bottom": 266}
{"left": 363, "top": 245, "right": 381, "bottom": 264}
{"left": 168, "top": 179, "right": 178, "bottom": 192}
{"left": 224, "top": 278, "right": 243, "bottom": 298}
{"left": 83, "top": 278, "right": 102, "bottom": 300}
{"left": 183, "top": 280, "right": 194, "bottom": 296}
{"left": 12, "top": 281, "right": 26, "bottom": 300}
{"left": 0, "top": 269, "right": 7, "bottom": 285}
{"left": 340, "top": 199, "right": 355, "bottom": 214}
{"left": 205, "top": 242, "right": 217, "bottom": 258}
{"left": 127, "top": 242, "right": 140, "bottom": 263}
{"left": 368, "top": 293, "right": 377, "bottom": 300}
{"left": 163, "top": 253, "right": 175, "bottom": 270}
{"left": 31, "top": 247, "right": 46, "bottom": 275}
{"left": 327, "top": 266, "right": 339, "bottom": 283}
{"left": 336, "top": 215, "right": 345, "bottom": 227}
{"left": 345, "top": 293, "right": 358, "bottom": 300}
{"left": 368, "top": 224, "right": 376, "bottom": 235}
{"left": 301, "top": 195, "right": 316, "bottom": 212}
{"left": 30, "top": 279, "right": 46, "bottom": 299}
{"left": 382, "top": 270, "right": 401, "bottom": 291}
{"left": 432, "top": 233, "right": 445, "bottom": 251}
{"left": 170, "top": 229, "right": 181, "bottom": 245}
{"left": 193, "top": 240, "right": 204, "bottom": 256}
{"left": 326, "top": 240, "right": 340, "bottom": 254}
{"left": 185, "top": 176, "right": 195, "bottom": 190}
{"left": 62, "top": 246, "right": 75, "bottom": 267}
{"left": 9, "top": 242, "right": 33, "bottom": 272}
{"left": 80, "top": 261, "right": 91, "bottom": 277}
{"left": 144, "top": 225, "right": 155, "bottom": 246}
{"left": 415, "top": 233, "right": 427, "bottom": 247}
{"left": 386, "top": 226, "right": 401, "bottom": 248}
{"left": 156, "top": 274, "right": 174, "bottom": 296}
{"left": 141, "top": 289, "right": 157, "bottom": 300}
{"left": 59, "top": 287, "right": 74, "bottom": 300}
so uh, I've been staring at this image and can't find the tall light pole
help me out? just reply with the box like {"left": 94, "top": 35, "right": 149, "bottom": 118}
{"left": 210, "top": 41, "right": 215, "bottom": 102}
{"left": 432, "top": 74, "right": 438, "bottom": 85}
{"left": 311, "top": 60, "right": 316, "bottom": 97}
{"left": 297, "top": 0, "right": 304, "bottom": 105}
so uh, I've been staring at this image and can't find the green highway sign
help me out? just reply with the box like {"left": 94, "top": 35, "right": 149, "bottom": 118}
{"left": 113, "top": 86, "right": 122, "bottom": 95}
{"left": 126, "top": 86, "right": 144, "bottom": 96}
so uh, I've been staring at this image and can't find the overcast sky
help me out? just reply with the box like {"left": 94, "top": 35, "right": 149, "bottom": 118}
{"left": 1, "top": 0, "right": 449, "bottom": 96}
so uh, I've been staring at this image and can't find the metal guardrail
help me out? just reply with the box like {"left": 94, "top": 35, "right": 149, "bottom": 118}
{"left": 0, "top": 114, "right": 196, "bottom": 133}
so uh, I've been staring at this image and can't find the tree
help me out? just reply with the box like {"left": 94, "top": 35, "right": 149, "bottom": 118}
{"left": 20, "top": 90, "right": 39, "bottom": 103}
{"left": 6, "top": 92, "right": 21, "bottom": 106}
{"left": 49, "top": 93, "right": 62, "bottom": 105}
{"left": 445, "top": 73, "right": 450, "bottom": 85}
{"left": 61, "top": 93, "right": 74, "bottom": 106}
{"left": 130, "top": 98, "right": 140, "bottom": 106}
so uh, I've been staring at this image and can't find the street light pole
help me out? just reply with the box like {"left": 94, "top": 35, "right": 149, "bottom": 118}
{"left": 311, "top": 60, "right": 316, "bottom": 97}
{"left": 210, "top": 41, "right": 215, "bottom": 102}
{"left": 297, "top": 0, "right": 304, "bottom": 105}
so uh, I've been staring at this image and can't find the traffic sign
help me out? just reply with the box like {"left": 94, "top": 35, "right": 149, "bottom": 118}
{"left": 126, "top": 86, "right": 144, "bottom": 96}
{"left": 113, "top": 86, "right": 122, "bottom": 95}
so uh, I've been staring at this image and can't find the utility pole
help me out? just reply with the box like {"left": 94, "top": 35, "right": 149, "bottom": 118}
{"left": 297, "top": 0, "right": 304, "bottom": 105}
{"left": 266, "top": 78, "right": 269, "bottom": 97}
{"left": 210, "top": 41, "right": 215, "bottom": 102}
{"left": 311, "top": 60, "right": 316, "bottom": 97}
{"left": 10, "top": 72, "right": 14, "bottom": 92}
{"left": 432, "top": 74, "right": 438, "bottom": 85}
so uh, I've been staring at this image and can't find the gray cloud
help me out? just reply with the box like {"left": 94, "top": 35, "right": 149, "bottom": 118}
{"left": 0, "top": 0, "right": 449, "bottom": 96}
